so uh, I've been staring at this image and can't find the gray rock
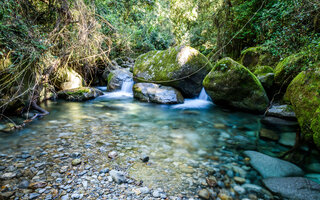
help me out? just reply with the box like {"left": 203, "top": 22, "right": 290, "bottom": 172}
{"left": 279, "top": 132, "right": 296, "bottom": 147}
{"left": 133, "top": 83, "right": 184, "bottom": 104}
{"left": 61, "top": 194, "right": 69, "bottom": 200}
{"left": 107, "top": 68, "right": 133, "bottom": 91}
{"left": 29, "top": 193, "right": 40, "bottom": 200}
{"left": 234, "top": 185, "right": 245, "bottom": 194}
{"left": 263, "top": 177, "right": 320, "bottom": 200}
{"left": 261, "top": 116, "right": 299, "bottom": 127}
{"left": 58, "top": 132, "right": 76, "bottom": 138}
{"left": 0, "top": 172, "right": 16, "bottom": 179}
{"left": 198, "top": 189, "right": 210, "bottom": 199}
{"left": 71, "top": 159, "right": 81, "bottom": 166}
{"left": 305, "top": 174, "right": 320, "bottom": 184}
{"left": 109, "top": 170, "right": 126, "bottom": 184}
{"left": 138, "top": 186, "right": 150, "bottom": 194}
{"left": 108, "top": 151, "right": 118, "bottom": 159}
{"left": 18, "top": 180, "right": 30, "bottom": 189}
{"left": 57, "top": 87, "right": 103, "bottom": 101}
{"left": 244, "top": 150, "right": 304, "bottom": 178}
{"left": 266, "top": 104, "right": 296, "bottom": 120}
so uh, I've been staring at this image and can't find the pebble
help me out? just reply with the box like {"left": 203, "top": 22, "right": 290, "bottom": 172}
{"left": 29, "top": 193, "right": 40, "bottom": 200}
{"left": 71, "top": 159, "right": 81, "bottom": 166}
{"left": 1, "top": 172, "right": 16, "bottom": 179}
{"left": 234, "top": 176, "right": 246, "bottom": 184}
{"left": 109, "top": 170, "right": 126, "bottom": 184}
{"left": 108, "top": 151, "right": 118, "bottom": 159}
{"left": 198, "top": 189, "right": 210, "bottom": 199}
{"left": 234, "top": 185, "right": 245, "bottom": 194}
{"left": 29, "top": 182, "right": 47, "bottom": 189}
{"left": 18, "top": 180, "right": 30, "bottom": 189}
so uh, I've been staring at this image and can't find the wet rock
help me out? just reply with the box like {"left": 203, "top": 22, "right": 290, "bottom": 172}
{"left": 137, "top": 187, "right": 149, "bottom": 194}
{"left": 29, "top": 193, "right": 40, "bottom": 199}
{"left": 234, "top": 176, "right": 246, "bottom": 184}
{"left": 71, "top": 159, "right": 81, "bottom": 166}
{"left": 109, "top": 170, "right": 126, "bottom": 184}
{"left": 29, "top": 182, "right": 47, "bottom": 189}
{"left": 306, "top": 162, "right": 320, "bottom": 173}
{"left": 263, "top": 177, "right": 320, "bottom": 200}
{"left": 305, "top": 174, "right": 320, "bottom": 184}
{"left": 140, "top": 156, "right": 149, "bottom": 163}
{"left": 0, "top": 191, "right": 15, "bottom": 199}
{"left": 108, "top": 151, "right": 118, "bottom": 159}
{"left": 198, "top": 189, "right": 210, "bottom": 200}
{"left": 261, "top": 116, "right": 299, "bottom": 127}
{"left": 233, "top": 185, "right": 245, "bottom": 194}
{"left": 71, "top": 193, "right": 83, "bottom": 199}
{"left": 133, "top": 83, "right": 184, "bottom": 104}
{"left": 279, "top": 132, "right": 296, "bottom": 147}
{"left": 259, "top": 129, "right": 279, "bottom": 141}
{"left": 18, "top": 180, "right": 30, "bottom": 189}
{"left": 107, "top": 68, "right": 133, "bottom": 91}
{"left": 99, "top": 168, "right": 109, "bottom": 174}
{"left": 266, "top": 104, "right": 296, "bottom": 120}
{"left": 218, "top": 193, "right": 232, "bottom": 200}
{"left": 244, "top": 150, "right": 304, "bottom": 178}
{"left": 0, "top": 172, "right": 16, "bottom": 180}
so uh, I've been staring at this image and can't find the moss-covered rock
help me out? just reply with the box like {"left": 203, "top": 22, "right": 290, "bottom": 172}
{"left": 57, "top": 87, "right": 103, "bottom": 101}
{"left": 253, "top": 66, "right": 275, "bottom": 91}
{"left": 284, "top": 69, "right": 320, "bottom": 148}
{"left": 274, "top": 53, "right": 306, "bottom": 86}
{"left": 133, "top": 83, "right": 184, "bottom": 104}
{"left": 133, "top": 46, "right": 213, "bottom": 97}
{"left": 203, "top": 57, "right": 269, "bottom": 113}
{"left": 240, "top": 47, "right": 277, "bottom": 71}
{"left": 311, "top": 107, "right": 320, "bottom": 149}
{"left": 53, "top": 67, "right": 84, "bottom": 90}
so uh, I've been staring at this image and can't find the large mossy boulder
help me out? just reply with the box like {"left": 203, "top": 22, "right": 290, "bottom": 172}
{"left": 107, "top": 68, "right": 133, "bottom": 91}
{"left": 203, "top": 57, "right": 269, "bottom": 113}
{"left": 57, "top": 87, "right": 103, "bottom": 101}
{"left": 133, "top": 46, "right": 213, "bottom": 97}
{"left": 274, "top": 53, "right": 306, "bottom": 86}
{"left": 240, "top": 47, "right": 277, "bottom": 71}
{"left": 53, "top": 67, "right": 84, "bottom": 90}
{"left": 133, "top": 83, "right": 184, "bottom": 104}
{"left": 284, "top": 68, "right": 320, "bottom": 148}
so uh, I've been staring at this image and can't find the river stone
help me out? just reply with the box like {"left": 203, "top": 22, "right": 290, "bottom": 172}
{"left": 0, "top": 172, "right": 16, "bottom": 179}
{"left": 261, "top": 116, "right": 299, "bottom": 127}
{"left": 53, "top": 67, "right": 84, "bottom": 90}
{"left": 133, "top": 45, "right": 213, "bottom": 97}
{"left": 259, "top": 128, "right": 279, "bottom": 141}
{"left": 107, "top": 68, "right": 133, "bottom": 91}
{"left": 109, "top": 170, "right": 126, "bottom": 184}
{"left": 262, "top": 177, "right": 320, "bottom": 200}
{"left": 198, "top": 189, "right": 210, "bottom": 199}
{"left": 279, "top": 132, "right": 296, "bottom": 147}
{"left": 71, "top": 159, "right": 81, "bottom": 166}
{"left": 57, "top": 87, "right": 103, "bottom": 101}
{"left": 266, "top": 104, "right": 296, "bottom": 120}
{"left": 244, "top": 150, "right": 304, "bottom": 178}
{"left": 203, "top": 57, "right": 269, "bottom": 113}
{"left": 133, "top": 83, "right": 184, "bottom": 104}
{"left": 305, "top": 174, "right": 320, "bottom": 184}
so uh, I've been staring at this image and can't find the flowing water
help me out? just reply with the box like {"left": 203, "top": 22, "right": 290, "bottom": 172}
{"left": 0, "top": 85, "right": 314, "bottom": 198}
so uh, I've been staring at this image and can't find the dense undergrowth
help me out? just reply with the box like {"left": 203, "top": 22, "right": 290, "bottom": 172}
{"left": 0, "top": 0, "right": 319, "bottom": 116}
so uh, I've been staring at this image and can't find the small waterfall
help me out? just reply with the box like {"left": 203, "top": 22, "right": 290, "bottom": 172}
{"left": 121, "top": 80, "right": 134, "bottom": 93}
{"left": 171, "top": 87, "right": 213, "bottom": 109}
{"left": 198, "top": 88, "right": 210, "bottom": 101}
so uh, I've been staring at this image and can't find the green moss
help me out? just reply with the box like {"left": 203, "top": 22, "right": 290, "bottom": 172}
{"left": 253, "top": 66, "right": 274, "bottom": 76}
{"left": 284, "top": 69, "right": 320, "bottom": 144}
{"left": 65, "top": 87, "right": 90, "bottom": 95}
{"left": 107, "top": 73, "right": 114, "bottom": 84}
{"left": 133, "top": 45, "right": 213, "bottom": 97}
{"left": 274, "top": 53, "right": 305, "bottom": 86}
{"left": 203, "top": 57, "right": 269, "bottom": 113}
{"left": 311, "top": 107, "right": 320, "bottom": 148}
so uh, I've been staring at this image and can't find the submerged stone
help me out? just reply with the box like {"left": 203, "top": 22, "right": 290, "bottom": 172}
{"left": 263, "top": 177, "right": 320, "bottom": 200}
{"left": 203, "top": 57, "right": 269, "bottom": 113}
{"left": 107, "top": 68, "right": 133, "bottom": 91}
{"left": 244, "top": 150, "right": 304, "bottom": 178}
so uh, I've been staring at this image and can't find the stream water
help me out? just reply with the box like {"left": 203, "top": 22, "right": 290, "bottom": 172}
{"left": 0, "top": 83, "right": 317, "bottom": 198}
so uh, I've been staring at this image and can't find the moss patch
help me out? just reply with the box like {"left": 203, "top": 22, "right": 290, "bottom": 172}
{"left": 284, "top": 69, "right": 320, "bottom": 146}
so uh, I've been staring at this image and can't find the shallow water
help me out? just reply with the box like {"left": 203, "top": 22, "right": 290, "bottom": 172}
{"left": 0, "top": 89, "right": 307, "bottom": 197}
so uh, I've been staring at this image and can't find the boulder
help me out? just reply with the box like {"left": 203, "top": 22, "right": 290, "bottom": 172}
{"left": 253, "top": 66, "right": 274, "bottom": 91}
{"left": 57, "top": 87, "right": 103, "bottom": 101}
{"left": 240, "top": 47, "right": 277, "bottom": 71}
{"left": 133, "top": 46, "right": 213, "bottom": 97}
{"left": 243, "top": 150, "right": 304, "bottom": 178}
{"left": 133, "top": 83, "right": 184, "bottom": 104}
{"left": 284, "top": 68, "right": 320, "bottom": 148}
{"left": 266, "top": 104, "right": 296, "bottom": 120}
{"left": 260, "top": 116, "right": 299, "bottom": 128}
{"left": 53, "top": 67, "right": 84, "bottom": 90}
{"left": 274, "top": 53, "right": 306, "bottom": 86}
{"left": 107, "top": 68, "right": 133, "bottom": 91}
{"left": 203, "top": 57, "right": 269, "bottom": 113}
{"left": 262, "top": 177, "right": 320, "bottom": 200}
